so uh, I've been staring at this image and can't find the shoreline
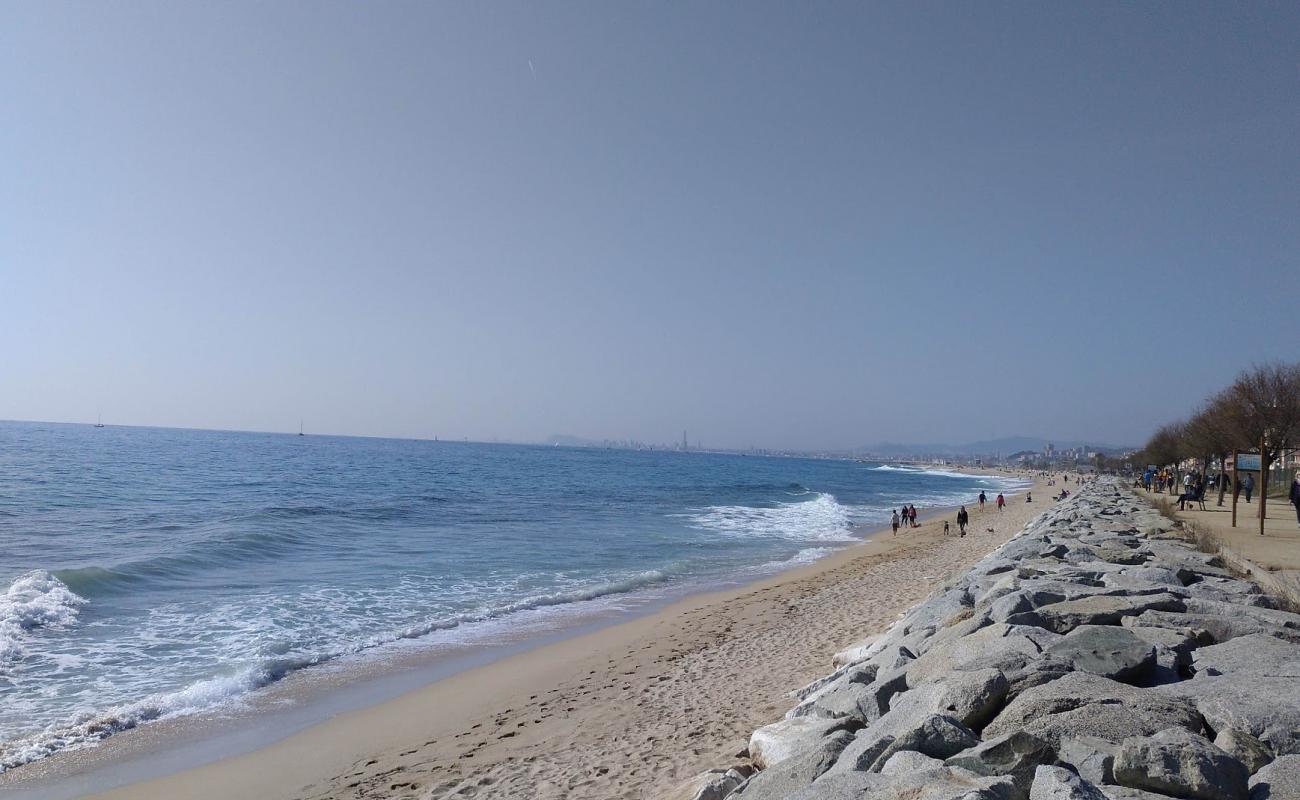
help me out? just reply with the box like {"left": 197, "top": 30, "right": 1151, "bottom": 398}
{"left": 3, "top": 469, "right": 1041, "bottom": 800}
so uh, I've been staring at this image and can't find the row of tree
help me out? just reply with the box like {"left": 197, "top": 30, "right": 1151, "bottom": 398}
{"left": 1135, "top": 362, "right": 1300, "bottom": 511}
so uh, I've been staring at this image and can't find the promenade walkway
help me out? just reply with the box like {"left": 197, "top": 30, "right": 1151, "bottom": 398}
{"left": 1141, "top": 485, "right": 1300, "bottom": 575}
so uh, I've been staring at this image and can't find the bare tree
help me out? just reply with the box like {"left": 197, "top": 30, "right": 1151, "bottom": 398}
{"left": 1219, "top": 363, "right": 1300, "bottom": 532}
{"left": 1183, "top": 391, "right": 1238, "bottom": 505}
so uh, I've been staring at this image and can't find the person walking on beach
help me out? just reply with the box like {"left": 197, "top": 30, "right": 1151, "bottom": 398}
{"left": 909, "top": 505, "right": 918, "bottom": 527}
{"left": 891, "top": 510, "right": 900, "bottom": 536}
{"left": 978, "top": 491, "right": 986, "bottom": 510}
{"left": 957, "top": 506, "right": 969, "bottom": 537}
{"left": 1244, "top": 473, "right": 1255, "bottom": 503}
{"left": 996, "top": 493, "right": 1005, "bottom": 511}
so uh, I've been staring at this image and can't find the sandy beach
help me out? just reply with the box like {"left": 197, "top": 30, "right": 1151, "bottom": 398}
{"left": 38, "top": 472, "right": 1053, "bottom": 800}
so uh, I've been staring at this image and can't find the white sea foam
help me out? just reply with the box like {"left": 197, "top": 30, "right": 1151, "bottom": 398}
{"left": 681, "top": 493, "right": 855, "bottom": 542}
{"left": 747, "top": 547, "right": 835, "bottom": 574}
{"left": 0, "top": 571, "right": 86, "bottom": 666}
{"left": 0, "top": 568, "right": 676, "bottom": 772}
{"left": 0, "top": 667, "right": 267, "bottom": 770}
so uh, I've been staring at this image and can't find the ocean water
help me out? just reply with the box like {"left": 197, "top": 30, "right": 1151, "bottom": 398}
{"left": 0, "top": 421, "right": 1026, "bottom": 771}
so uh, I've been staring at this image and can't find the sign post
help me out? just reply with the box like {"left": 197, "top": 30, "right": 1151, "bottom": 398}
{"left": 1260, "top": 435, "right": 1268, "bottom": 537}
{"left": 1230, "top": 450, "right": 1238, "bottom": 528}
{"left": 1231, "top": 452, "right": 1264, "bottom": 531}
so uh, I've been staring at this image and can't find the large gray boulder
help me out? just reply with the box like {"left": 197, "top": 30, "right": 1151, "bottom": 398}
{"left": 984, "top": 672, "right": 1201, "bottom": 747}
{"left": 1009, "top": 593, "right": 1185, "bottom": 634}
{"left": 1216, "top": 729, "right": 1275, "bottom": 775}
{"left": 904, "top": 624, "right": 1055, "bottom": 686}
{"left": 1101, "top": 566, "right": 1184, "bottom": 590}
{"left": 792, "top": 662, "right": 876, "bottom": 703}
{"left": 748, "top": 716, "right": 858, "bottom": 769}
{"left": 1154, "top": 675, "right": 1300, "bottom": 757}
{"left": 1098, "top": 788, "right": 1177, "bottom": 800}
{"left": 788, "top": 763, "right": 1019, "bottom": 800}
{"left": 1113, "top": 726, "right": 1249, "bottom": 800}
{"left": 1028, "top": 765, "right": 1108, "bottom": 799}
{"left": 885, "top": 668, "right": 1010, "bottom": 732}
{"left": 1130, "top": 609, "right": 1300, "bottom": 645}
{"left": 1043, "top": 625, "right": 1156, "bottom": 683}
{"left": 1249, "top": 754, "right": 1300, "bottom": 800}
{"left": 870, "top": 714, "right": 982, "bottom": 770}
{"left": 879, "top": 749, "right": 945, "bottom": 774}
{"left": 826, "top": 713, "right": 979, "bottom": 775}
{"left": 789, "top": 669, "right": 905, "bottom": 722}
{"left": 662, "top": 768, "right": 750, "bottom": 800}
{"left": 731, "top": 730, "right": 854, "bottom": 799}
{"left": 1056, "top": 736, "right": 1116, "bottom": 785}
{"left": 1190, "top": 633, "right": 1300, "bottom": 678}
{"left": 831, "top": 635, "right": 881, "bottom": 668}
{"left": 946, "top": 731, "right": 1054, "bottom": 796}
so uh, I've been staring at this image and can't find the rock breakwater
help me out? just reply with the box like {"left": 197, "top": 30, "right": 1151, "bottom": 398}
{"left": 671, "top": 479, "right": 1300, "bottom": 800}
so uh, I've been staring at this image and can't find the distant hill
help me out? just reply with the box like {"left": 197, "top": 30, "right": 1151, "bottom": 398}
{"left": 860, "top": 437, "right": 1130, "bottom": 457}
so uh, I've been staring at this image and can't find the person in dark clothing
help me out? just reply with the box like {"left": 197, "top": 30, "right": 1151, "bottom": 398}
{"left": 956, "top": 506, "right": 969, "bottom": 537}
{"left": 1244, "top": 473, "right": 1255, "bottom": 503}
{"left": 1290, "top": 476, "right": 1300, "bottom": 527}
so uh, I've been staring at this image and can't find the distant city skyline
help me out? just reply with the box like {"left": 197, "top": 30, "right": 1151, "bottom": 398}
{"left": 3, "top": 3, "right": 1298, "bottom": 451}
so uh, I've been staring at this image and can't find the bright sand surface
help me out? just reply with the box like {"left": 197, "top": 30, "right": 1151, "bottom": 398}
{"left": 54, "top": 473, "right": 1050, "bottom": 800}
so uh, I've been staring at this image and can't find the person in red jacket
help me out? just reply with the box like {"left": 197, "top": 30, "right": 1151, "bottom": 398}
{"left": 996, "top": 493, "right": 1005, "bottom": 511}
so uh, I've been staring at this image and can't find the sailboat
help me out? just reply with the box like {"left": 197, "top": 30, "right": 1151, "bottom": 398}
{"left": 298, "top": 420, "right": 305, "bottom": 436}
{"left": 94, "top": 412, "right": 105, "bottom": 428}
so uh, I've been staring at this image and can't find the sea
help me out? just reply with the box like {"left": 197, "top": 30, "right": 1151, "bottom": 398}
{"left": 0, "top": 421, "right": 1027, "bottom": 772}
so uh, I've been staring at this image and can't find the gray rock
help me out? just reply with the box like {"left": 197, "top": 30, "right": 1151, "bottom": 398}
{"left": 1181, "top": 599, "right": 1300, "bottom": 631}
{"left": 747, "top": 716, "right": 857, "bottom": 769}
{"left": 946, "top": 731, "right": 1054, "bottom": 795}
{"left": 1057, "top": 736, "right": 1116, "bottom": 785}
{"left": 1009, "top": 593, "right": 1185, "bottom": 634}
{"left": 1130, "top": 609, "right": 1300, "bottom": 645}
{"left": 782, "top": 771, "right": 890, "bottom": 799}
{"left": 790, "top": 669, "right": 904, "bottom": 722}
{"left": 1029, "top": 765, "right": 1108, "bottom": 799}
{"left": 1191, "top": 633, "right": 1300, "bottom": 678}
{"left": 905, "top": 624, "right": 1052, "bottom": 686}
{"left": 731, "top": 729, "right": 854, "bottom": 799}
{"left": 871, "top": 714, "right": 982, "bottom": 770}
{"left": 1043, "top": 625, "right": 1156, "bottom": 683}
{"left": 1113, "top": 726, "right": 1249, "bottom": 800}
{"left": 826, "top": 729, "right": 897, "bottom": 775}
{"left": 1101, "top": 566, "right": 1184, "bottom": 589}
{"left": 831, "top": 635, "right": 882, "bottom": 668}
{"left": 880, "top": 749, "right": 945, "bottom": 774}
{"left": 984, "top": 672, "right": 1201, "bottom": 747}
{"left": 992, "top": 591, "right": 1038, "bottom": 623}
{"left": 791, "top": 763, "right": 1019, "bottom": 800}
{"left": 1154, "top": 675, "right": 1300, "bottom": 756}
{"left": 1216, "top": 729, "right": 1275, "bottom": 775}
{"left": 1249, "top": 754, "right": 1300, "bottom": 800}
{"left": 792, "top": 661, "right": 877, "bottom": 702}
{"left": 663, "top": 768, "right": 747, "bottom": 800}
{"left": 1098, "top": 788, "right": 1175, "bottom": 800}
{"left": 887, "top": 668, "right": 1011, "bottom": 732}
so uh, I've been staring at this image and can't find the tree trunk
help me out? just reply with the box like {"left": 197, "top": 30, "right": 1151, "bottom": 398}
{"left": 1217, "top": 452, "right": 1228, "bottom": 506}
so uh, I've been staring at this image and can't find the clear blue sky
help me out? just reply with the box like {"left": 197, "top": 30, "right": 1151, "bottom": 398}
{"left": 3, "top": 2, "right": 1297, "bottom": 450}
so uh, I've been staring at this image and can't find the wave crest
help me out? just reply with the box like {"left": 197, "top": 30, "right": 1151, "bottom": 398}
{"left": 681, "top": 493, "right": 855, "bottom": 542}
{"left": 0, "top": 571, "right": 87, "bottom": 665}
